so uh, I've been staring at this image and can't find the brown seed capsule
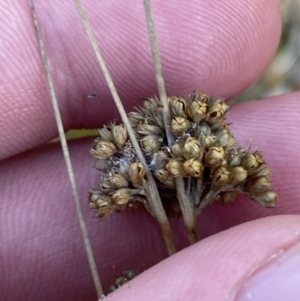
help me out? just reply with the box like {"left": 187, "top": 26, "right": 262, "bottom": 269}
{"left": 110, "top": 173, "right": 129, "bottom": 189}
{"left": 241, "top": 152, "right": 264, "bottom": 174}
{"left": 190, "top": 91, "right": 209, "bottom": 103}
{"left": 170, "top": 96, "right": 187, "bottom": 117}
{"left": 137, "top": 123, "right": 162, "bottom": 135}
{"left": 154, "top": 169, "right": 169, "bottom": 183}
{"left": 97, "top": 203, "right": 116, "bottom": 219}
{"left": 212, "top": 166, "right": 230, "bottom": 186}
{"left": 111, "top": 188, "right": 132, "bottom": 205}
{"left": 250, "top": 191, "right": 277, "bottom": 207}
{"left": 188, "top": 98, "right": 208, "bottom": 123}
{"left": 99, "top": 126, "right": 113, "bottom": 142}
{"left": 205, "top": 99, "right": 229, "bottom": 125}
{"left": 89, "top": 191, "right": 102, "bottom": 203}
{"left": 246, "top": 176, "right": 271, "bottom": 193}
{"left": 252, "top": 164, "right": 271, "bottom": 178}
{"left": 99, "top": 176, "right": 113, "bottom": 192}
{"left": 221, "top": 191, "right": 237, "bottom": 204}
{"left": 140, "top": 135, "right": 161, "bottom": 153}
{"left": 183, "top": 158, "right": 203, "bottom": 178}
{"left": 183, "top": 137, "right": 204, "bottom": 160}
{"left": 171, "top": 116, "right": 190, "bottom": 136}
{"left": 204, "top": 146, "right": 225, "bottom": 167}
{"left": 215, "top": 129, "right": 236, "bottom": 149}
{"left": 171, "top": 143, "right": 184, "bottom": 158}
{"left": 96, "top": 195, "right": 111, "bottom": 208}
{"left": 112, "top": 124, "right": 128, "bottom": 149}
{"left": 127, "top": 111, "right": 145, "bottom": 126}
{"left": 228, "top": 166, "right": 248, "bottom": 184}
{"left": 199, "top": 134, "right": 217, "bottom": 150}
{"left": 166, "top": 159, "right": 186, "bottom": 176}
{"left": 91, "top": 139, "right": 117, "bottom": 159}
{"left": 196, "top": 123, "right": 212, "bottom": 136}
{"left": 128, "top": 162, "right": 146, "bottom": 187}
{"left": 142, "top": 96, "right": 160, "bottom": 112}
{"left": 153, "top": 106, "right": 164, "bottom": 127}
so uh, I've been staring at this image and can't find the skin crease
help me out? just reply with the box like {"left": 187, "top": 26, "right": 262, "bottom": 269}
{"left": 2, "top": 0, "right": 300, "bottom": 300}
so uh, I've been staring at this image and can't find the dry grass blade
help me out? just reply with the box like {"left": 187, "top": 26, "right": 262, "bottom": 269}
{"left": 29, "top": 0, "right": 104, "bottom": 298}
{"left": 143, "top": 0, "right": 198, "bottom": 244}
{"left": 71, "top": 0, "right": 176, "bottom": 255}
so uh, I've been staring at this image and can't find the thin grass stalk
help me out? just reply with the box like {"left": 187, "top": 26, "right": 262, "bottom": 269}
{"left": 29, "top": 0, "right": 104, "bottom": 298}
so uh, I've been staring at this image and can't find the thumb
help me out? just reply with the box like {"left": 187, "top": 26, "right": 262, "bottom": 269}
{"left": 105, "top": 215, "right": 300, "bottom": 301}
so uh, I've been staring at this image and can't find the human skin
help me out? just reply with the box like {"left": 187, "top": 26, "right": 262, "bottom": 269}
{"left": 1, "top": 0, "right": 300, "bottom": 300}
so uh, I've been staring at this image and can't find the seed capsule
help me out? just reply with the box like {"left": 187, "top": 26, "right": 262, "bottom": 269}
{"left": 149, "top": 151, "right": 169, "bottom": 170}
{"left": 183, "top": 158, "right": 203, "bottom": 178}
{"left": 205, "top": 99, "right": 229, "bottom": 125}
{"left": 241, "top": 152, "right": 264, "bottom": 174}
{"left": 188, "top": 97, "right": 208, "bottom": 123}
{"left": 212, "top": 166, "right": 230, "bottom": 186}
{"left": 221, "top": 191, "right": 237, "bottom": 204}
{"left": 99, "top": 126, "right": 113, "bottom": 142}
{"left": 110, "top": 173, "right": 129, "bottom": 189}
{"left": 171, "top": 143, "right": 184, "bottom": 158}
{"left": 127, "top": 111, "right": 145, "bottom": 126}
{"left": 112, "top": 124, "right": 128, "bottom": 149}
{"left": 111, "top": 188, "right": 132, "bottom": 205}
{"left": 142, "top": 96, "right": 160, "bottom": 112}
{"left": 154, "top": 169, "right": 175, "bottom": 188}
{"left": 91, "top": 139, "right": 117, "bottom": 159}
{"left": 140, "top": 135, "right": 161, "bottom": 153}
{"left": 246, "top": 176, "right": 271, "bottom": 193}
{"left": 166, "top": 159, "right": 186, "bottom": 176}
{"left": 99, "top": 176, "right": 112, "bottom": 192}
{"left": 183, "top": 137, "right": 204, "bottom": 160}
{"left": 215, "top": 129, "right": 236, "bottom": 149}
{"left": 137, "top": 123, "right": 162, "bottom": 135}
{"left": 96, "top": 195, "right": 111, "bottom": 208}
{"left": 170, "top": 96, "right": 187, "bottom": 117}
{"left": 250, "top": 191, "right": 277, "bottom": 207}
{"left": 204, "top": 146, "right": 225, "bottom": 167}
{"left": 128, "top": 162, "right": 146, "bottom": 187}
{"left": 171, "top": 117, "right": 190, "bottom": 136}
{"left": 89, "top": 191, "right": 102, "bottom": 203}
{"left": 199, "top": 134, "right": 216, "bottom": 150}
{"left": 228, "top": 166, "right": 248, "bottom": 184}
{"left": 190, "top": 91, "right": 209, "bottom": 103}
{"left": 153, "top": 106, "right": 164, "bottom": 127}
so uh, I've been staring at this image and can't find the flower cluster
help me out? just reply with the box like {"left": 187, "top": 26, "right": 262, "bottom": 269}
{"left": 89, "top": 92, "right": 277, "bottom": 218}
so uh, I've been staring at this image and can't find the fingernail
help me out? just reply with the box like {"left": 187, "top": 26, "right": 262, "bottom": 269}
{"left": 236, "top": 242, "right": 300, "bottom": 300}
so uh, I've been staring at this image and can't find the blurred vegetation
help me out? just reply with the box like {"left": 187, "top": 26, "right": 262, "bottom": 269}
{"left": 57, "top": 0, "right": 299, "bottom": 141}
{"left": 232, "top": 0, "right": 300, "bottom": 103}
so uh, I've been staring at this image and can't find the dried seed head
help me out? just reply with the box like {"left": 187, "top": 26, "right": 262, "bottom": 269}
{"left": 199, "top": 134, "right": 216, "bottom": 150}
{"left": 140, "top": 135, "right": 161, "bottom": 153}
{"left": 228, "top": 166, "right": 248, "bottom": 184}
{"left": 111, "top": 188, "right": 132, "bottom": 205}
{"left": 154, "top": 168, "right": 169, "bottom": 182}
{"left": 191, "top": 91, "right": 210, "bottom": 102}
{"left": 99, "top": 126, "right": 113, "bottom": 142}
{"left": 241, "top": 152, "right": 264, "bottom": 174}
{"left": 171, "top": 143, "right": 183, "bottom": 158}
{"left": 112, "top": 124, "right": 128, "bottom": 149}
{"left": 205, "top": 99, "right": 229, "bottom": 125}
{"left": 153, "top": 106, "right": 164, "bottom": 127}
{"left": 250, "top": 191, "right": 277, "bottom": 207}
{"left": 196, "top": 123, "right": 211, "bottom": 136}
{"left": 91, "top": 139, "right": 117, "bottom": 159}
{"left": 188, "top": 97, "right": 208, "bottom": 123}
{"left": 166, "top": 159, "right": 186, "bottom": 176}
{"left": 221, "top": 191, "right": 237, "bottom": 204}
{"left": 246, "top": 176, "right": 271, "bottom": 193}
{"left": 183, "top": 158, "right": 203, "bottom": 178}
{"left": 212, "top": 166, "right": 230, "bottom": 186}
{"left": 183, "top": 137, "right": 204, "bottom": 160}
{"left": 204, "top": 146, "right": 225, "bottom": 167}
{"left": 170, "top": 96, "right": 187, "bottom": 117}
{"left": 110, "top": 173, "right": 129, "bottom": 189}
{"left": 128, "top": 162, "right": 146, "bottom": 187}
{"left": 171, "top": 116, "right": 190, "bottom": 136}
